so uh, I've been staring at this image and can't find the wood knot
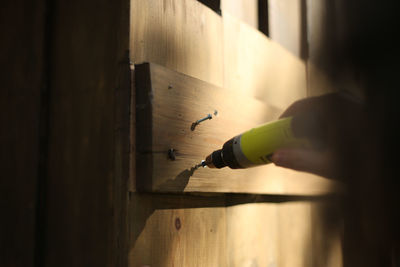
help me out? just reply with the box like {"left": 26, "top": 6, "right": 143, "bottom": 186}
{"left": 175, "top": 217, "right": 181, "bottom": 230}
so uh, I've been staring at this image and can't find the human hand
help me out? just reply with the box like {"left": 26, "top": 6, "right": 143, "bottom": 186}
{"left": 271, "top": 92, "right": 363, "bottom": 179}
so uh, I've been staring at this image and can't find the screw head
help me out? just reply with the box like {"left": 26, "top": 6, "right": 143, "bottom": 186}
{"left": 167, "top": 148, "right": 176, "bottom": 161}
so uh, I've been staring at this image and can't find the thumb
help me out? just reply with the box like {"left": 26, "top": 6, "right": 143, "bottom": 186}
{"left": 271, "top": 148, "right": 334, "bottom": 178}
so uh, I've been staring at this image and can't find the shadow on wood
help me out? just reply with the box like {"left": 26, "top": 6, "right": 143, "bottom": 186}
{"left": 129, "top": 191, "right": 340, "bottom": 247}
{"left": 158, "top": 167, "right": 198, "bottom": 191}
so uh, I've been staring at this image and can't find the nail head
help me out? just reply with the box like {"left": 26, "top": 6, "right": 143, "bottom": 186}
{"left": 167, "top": 148, "right": 176, "bottom": 161}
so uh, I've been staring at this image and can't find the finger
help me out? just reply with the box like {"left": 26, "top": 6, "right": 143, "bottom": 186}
{"left": 271, "top": 148, "right": 334, "bottom": 178}
{"left": 279, "top": 96, "right": 321, "bottom": 118}
{"left": 279, "top": 93, "right": 339, "bottom": 118}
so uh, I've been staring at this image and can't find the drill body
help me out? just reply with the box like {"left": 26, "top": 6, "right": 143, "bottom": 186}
{"left": 204, "top": 117, "right": 306, "bottom": 169}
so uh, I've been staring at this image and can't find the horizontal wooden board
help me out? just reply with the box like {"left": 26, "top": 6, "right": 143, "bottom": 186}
{"left": 221, "top": 0, "right": 258, "bottom": 29}
{"left": 222, "top": 12, "right": 307, "bottom": 110}
{"left": 130, "top": 0, "right": 223, "bottom": 87}
{"left": 134, "top": 62, "right": 340, "bottom": 195}
{"left": 268, "top": 0, "right": 302, "bottom": 58}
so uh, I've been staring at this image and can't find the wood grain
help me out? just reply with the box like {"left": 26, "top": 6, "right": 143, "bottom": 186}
{"left": 226, "top": 203, "right": 279, "bottom": 267}
{"left": 268, "top": 0, "right": 302, "bottom": 58}
{"left": 135, "top": 62, "right": 340, "bottom": 195}
{"left": 129, "top": 2, "right": 343, "bottom": 267}
{"left": 128, "top": 193, "right": 227, "bottom": 267}
{"left": 221, "top": 0, "right": 258, "bottom": 29}
{"left": 278, "top": 202, "right": 313, "bottom": 267}
{"left": 130, "top": 0, "right": 308, "bottom": 110}
{"left": 44, "top": 0, "right": 130, "bottom": 266}
{"left": 130, "top": 0, "right": 224, "bottom": 87}
{"left": 222, "top": 12, "right": 308, "bottom": 110}
{"left": 0, "top": 0, "right": 45, "bottom": 265}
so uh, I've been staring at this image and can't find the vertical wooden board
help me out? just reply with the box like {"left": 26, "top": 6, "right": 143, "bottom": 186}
{"left": 221, "top": 0, "right": 258, "bottom": 29}
{"left": 222, "top": 12, "right": 307, "bottom": 110}
{"left": 278, "top": 202, "right": 313, "bottom": 267}
{"left": 128, "top": 194, "right": 227, "bottom": 267}
{"left": 130, "top": 0, "right": 224, "bottom": 87}
{"left": 0, "top": 0, "right": 45, "bottom": 266}
{"left": 226, "top": 203, "right": 279, "bottom": 267}
{"left": 268, "top": 0, "right": 302, "bottom": 57}
{"left": 45, "top": 0, "right": 129, "bottom": 265}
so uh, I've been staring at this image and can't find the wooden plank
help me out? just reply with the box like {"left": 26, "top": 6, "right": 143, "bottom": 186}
{"left": 44, "top": 0, "right": 130, "bottom": 265}
{"left": 278, "top": 202, "right": 313, "bottom": 267}
{"left": 127, "top": 0, "right": 227, "bottom": 267}
{"left": 222, "top": 12, "right": 307, "bottom": 110}
{"left": 129, "top": 3, "right": 343, "bottom": 267}
{"left": 135, "top": 62, "right": 340, "bottom": 195}
{"left": 268, "top": 0, "right": 302, "bottom": 57}
{"left": 128, "top": 193, "right": 227, "bottom": 267}
{"left": 221, "top": 0, "right": 258, "bottom": 29}
{"left": 0, "top": 0, "right": 45, "bottom": 266}
{"left": 130, "top": 0, "right": 224, "bottom": 87}
{"left": 226, "top": 203, "right": 279, "bottom": 266}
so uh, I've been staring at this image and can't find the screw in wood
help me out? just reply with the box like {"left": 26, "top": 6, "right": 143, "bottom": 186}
{"left": 190, "top": 110, "right": 217, "bottom": 131}
{"left": 167, "top": 148, "right": 176, "bottom": 161}
{"left": 196, "top": 114, "right": 212, "bottom": 124}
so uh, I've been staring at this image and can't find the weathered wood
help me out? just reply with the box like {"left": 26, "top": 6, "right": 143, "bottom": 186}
{"left": 130, "top": 0, "right": 307, "bottom": 109}
{"left": 226, "top": 203, "right": 279, "bottom": 266}
{"left": 222, "top": 12, "right": 307, "bottom": 110}
{"left": 0, "top": 0, "right": 45, "bottom": 266}
{"left": 44, "top": 0, "right": 130, "bottom": 266}
{"left": 278, "top": 202, "right": 313, "bottom": 267}
{"left": 128, "top": 193, "right": 228, "bottom": 267}
{"left": 221, "top": 0, "right": 258, "bottom": 28}
{"left": 129, "top": 2, "right": 343, "bottom": 267}
{"left": 130, "top": 0, "right": 224, "bottom": 87}
{"left": 268, "top": 0, "right": 303, "bottom": 58}
{"left": 135, "top": 62, "right": 340, "bottom": 195}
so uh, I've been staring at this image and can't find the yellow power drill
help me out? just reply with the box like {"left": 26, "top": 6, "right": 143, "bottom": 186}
{"left": 197, "top": 117, "right": 307, "bottom": 169}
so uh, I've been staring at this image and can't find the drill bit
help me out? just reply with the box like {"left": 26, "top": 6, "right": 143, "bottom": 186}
{"left": 194, "top": 160, "right": 206, "bottom": 170}
{"left": 194, "top": 155, "right": 215, "bottom": 169}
